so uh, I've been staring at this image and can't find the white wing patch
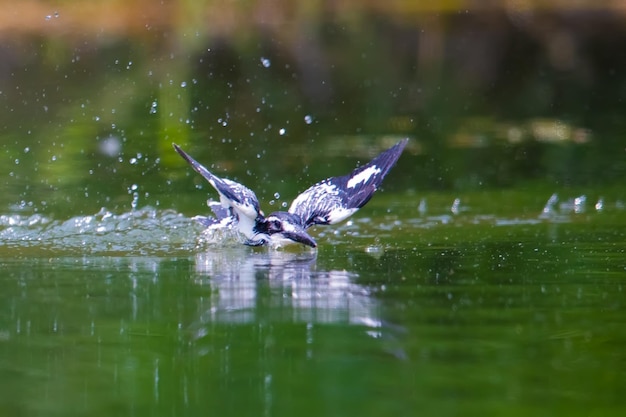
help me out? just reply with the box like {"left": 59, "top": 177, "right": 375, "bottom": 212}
{"left": 347, "top": 165, "right": 381, "bottom": 188}
{"left": 326, "top": 207, "right": 358, "bottom": 224}
{"left": 289, "top": 181, "right": 339, "bottom": 212}
{"left": 289, "top": 181, "right": 359, "bottom": 226}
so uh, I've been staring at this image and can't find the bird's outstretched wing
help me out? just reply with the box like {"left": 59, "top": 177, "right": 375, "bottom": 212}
{"left": 289, "top": 139, "right": 408, "bottom": 228}
{"left": 173, "top": 144, "right": 264, "bottom": 235}
{"left": 193, "top": 201, "right": 234, "bottom": 227}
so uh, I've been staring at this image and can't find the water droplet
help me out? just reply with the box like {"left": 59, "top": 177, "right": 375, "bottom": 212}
{"left": 99, "top": 136, "right": 121, "bottom": 157}
{"left": 129, "top": 158, "right": 138, "bottom": 165}
{"left": 149, "top": 100, "right": 158, "bottom": 114}
{"left": 180, "top": 81, "right": 187, "bottom": 88}
{"left": 260, "top": 57, "right": 271, "bottom": 68}
{"left": 418, "top": 198, "right": 427, "bottom": 214}
{"left": 595, "top": 198, "right": 604, "bottom": 212}
{"left": 281, "top": 202, "right": 288, "bottom": 208}
{"left": 274, "top": 192, "right": 280, "bottom": 199}
{"left": 365, "top": 245, "right": 383, "bottom": 255}
{"left": 304, "top": 115, "right": 313, "bottom": 124}
{"left": 131, "top": 192, "right": 139, "bottom": 210}
{"left": 279, "top": 128, "right": 286, "bottom": 136}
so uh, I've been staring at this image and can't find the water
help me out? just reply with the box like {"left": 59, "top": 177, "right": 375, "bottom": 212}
{"left": 1, "top": 3, "right": 626, "bottom": 415}
{"left": 1, "top": 197, "right": 624, "bottom": 416}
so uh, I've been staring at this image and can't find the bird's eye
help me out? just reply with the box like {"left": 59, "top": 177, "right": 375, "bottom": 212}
{"left": 268, "top": 219, "right": 282, "bottom": 233}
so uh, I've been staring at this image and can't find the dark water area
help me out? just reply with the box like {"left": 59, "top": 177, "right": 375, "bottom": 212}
{"left": 1, "top": 2, "right": 625, "bottom": 416}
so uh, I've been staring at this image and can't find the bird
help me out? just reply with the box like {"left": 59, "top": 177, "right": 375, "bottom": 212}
{"left": 173, "top": 138, "right": 408, "bottom": 248}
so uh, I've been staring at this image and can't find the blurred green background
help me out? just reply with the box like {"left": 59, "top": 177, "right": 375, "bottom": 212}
{"left": 1, "top": 0, "right": 624, "bottom": 216}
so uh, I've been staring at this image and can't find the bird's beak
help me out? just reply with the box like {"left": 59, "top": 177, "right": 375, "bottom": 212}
{"left": 283, "top": 229, "right": 317, "bottom": 248}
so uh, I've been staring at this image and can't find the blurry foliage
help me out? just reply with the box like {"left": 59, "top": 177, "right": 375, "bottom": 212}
{"left": 0, "top": 0, "right": 624, "bottom": 214}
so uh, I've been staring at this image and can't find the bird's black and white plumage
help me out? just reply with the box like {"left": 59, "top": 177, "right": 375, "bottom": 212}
{"left": 173, "top": 139, "right": 408, "bottom": 248}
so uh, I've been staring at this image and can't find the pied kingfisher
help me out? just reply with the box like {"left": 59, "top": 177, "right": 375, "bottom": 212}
{"left": 173, "top": 138, "right": 408, "bottom": 248}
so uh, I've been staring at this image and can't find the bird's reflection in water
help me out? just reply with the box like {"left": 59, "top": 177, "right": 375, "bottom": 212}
{"left": 190, "top": 249, "right": 407, "bottom": 362}
{"left": 192, "top": 249, "right": 379, "bottom": 327}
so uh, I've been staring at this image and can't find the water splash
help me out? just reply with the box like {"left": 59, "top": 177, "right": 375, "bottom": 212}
{"left": 0, "top": 207, "right": 200, "bottom": 256}
{"left": 450, "top": 198, "right": 461, "bottom": 215}
{"left": 540, "top": 193, "right": 594, "bottom": 220}
{"left": 560, "top": 195, "right": 586, "bottom": 213}
{"left": 0, "top": 192, "right": 614, "bottom": 256}
{"left": 196, "top": 224, "right": 244, "bottom": 248}
{"left": 541, "top": 193, "right": 559, "bottom": 217}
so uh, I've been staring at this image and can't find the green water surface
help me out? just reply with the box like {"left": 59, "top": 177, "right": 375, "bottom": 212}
{"left": 1, "top": 191, "right": 624, "bottom": 416}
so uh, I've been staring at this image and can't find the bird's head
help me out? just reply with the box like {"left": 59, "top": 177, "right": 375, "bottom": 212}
{"left": 256, "top": 212, "right": 317, "bottom": 248}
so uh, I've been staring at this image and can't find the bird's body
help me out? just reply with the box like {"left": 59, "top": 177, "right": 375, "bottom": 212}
{"left": 174, "top": 139, "right": 408, "bottom": 247}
